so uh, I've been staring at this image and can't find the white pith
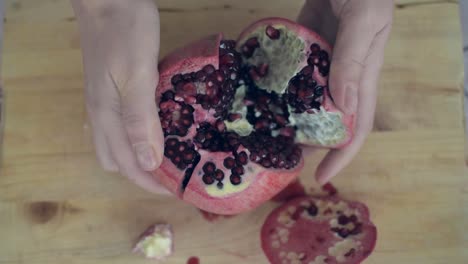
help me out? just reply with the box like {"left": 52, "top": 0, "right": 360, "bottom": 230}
{"left": 237, "top": 24, "right": 347, "bottom": 146}
{"left": 224, "top": 85, "right": 254, "bottom": 136}
{"left": 133, "top": 224, "right": 172, "bottom": 259}
{"left": 289, "top": 106, "right": 346, "bottom": 146}
{"left": 242, "top": 25, "right": 306, "bottom": 94}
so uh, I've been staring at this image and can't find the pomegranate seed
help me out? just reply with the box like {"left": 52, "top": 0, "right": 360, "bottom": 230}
{"left": 307, "top": 204, "right": 318, "bottom": 216}
{"left": 178, "top": 143, "right": 187, "bottom": 152}
{"left": 288, "top": 84, "right": 298, "bottom": 94}
{"left": 274, "top": 115, "right": 287, "bottom": 126}
{"left": 171, "top": 74, "right": 183, "bottom": 85}
{"left": 181, "top": 83, "right": 197, "bottom": 95}
{"left": 306, "top": 78, "right": 317, "bottom": 87}
{"left": 245, "top": 37, "right": 260, "bottom": 48}
{"left": 243, "top": 99, "right": 255, "bottom": 106}
{"left": 349, "top": 215, "right": 358, "bottom": 222}
{"left": 202, "top": 174, "right": 215, "bottom": 185}
{"left": 232, "top": 166, "right": 244, "bottom": 176}
{"left": 310, "top": 43, "right": 320, "bottom": 54}
{"left": 261, "top": 159, "right": 272, "bottom": 168}
{"left": 344, "top": 248, "right": 356, "bottom": 258}
{"left": 236, "top": 151, "right": 248, "bottom": 165}
{"left": 279, "top": 127, "right": 295, "bottom": 137}
{"left": 215, "top": 120, "right": 226, "bottom": 132}
{"left": 265, "top": 25, "right": 280, "bottom": 39}
{"left": 250, "top": 152, "right": 261, "bottom": 163}
{"left": 268, "top": 153, "right": 279, "bottom": 165}
{"left": 183, "top": 151, "right": 194, "bottom": 162}
{"left": 230, "top": 174, "right": 242, "bottom": 185}
{"left": 202, "top": 64, "right": 216, "bottom": 74}
{"left": 322, "top": 183, "right": 337, "bottom": 196}
{"left": 300, "top": 65, "right": 314, "bottom": 76}
{"left": 214, "top": 169, "right": 225, "bottom": 181}
{"left": 184, "top": 96, "right": 197, "bottom": 104}
{"left": 257, "top": 63, "right": 269, "bottom": 77}
{"left": 220, "top": 53, "right": 236, "bottom": 65}
{"left": 297, "top": 88, "right": 307, "bottom": 99}
{"left": 241, "top": 45, "right": 253, "bottom": 58}
{"left": 227, "top": 113, "right": 242, "bottom": 122}
{"left": 182, "top": 73, "right": 192, "bottom": 81}
{"left": 249, "top": 67, "right": 261, "bottom": 82}
{"left": 223, "top": 157, "right": 236, "bottom": 169}
{"left": 203, "top": 162, "right": 216, "bottom": 173}
{"left": 339, "top": 229, "right": 350, "bottom": 238}
{"left": 206, "top": 85, "right": 218, "bottom": 97}
{"left": 195, "top": 70, "right": 207, "bottom": 81}
{"left": 319, "top": 50, "right": 328, "bottom": 60}
{"left": 165, "top": 138, "right": 178, "bottom": 147}
{"left": 213, "top": 70, "right": 224, "bottom": 83}
{"left": 338, "top": 215, "right": 349, "bottom": 225}
{"left": 181, "top": 118, "right": 191, "bottom": 126}
{"left": 254, "top": 119, "right": 270, "bottom": 130}
{"left": 165, "top": 149, "right": 175, "bottom": 158}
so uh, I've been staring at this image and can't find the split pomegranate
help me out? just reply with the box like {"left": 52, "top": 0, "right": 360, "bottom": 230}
{"left": 261, "top": 196, "right": 377, "bottom": 264}
{"left": 153, "top": 18, "right": 354, "bottom": 215}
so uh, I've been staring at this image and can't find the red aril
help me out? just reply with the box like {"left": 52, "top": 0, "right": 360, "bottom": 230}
{"left": 153, "top": 18, "right": 354, "bottom": 215}
{"left": 261, "top": 196, "right": 376, "bottom": 264}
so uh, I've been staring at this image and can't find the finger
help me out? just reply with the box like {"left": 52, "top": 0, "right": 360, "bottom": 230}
{"left": 109, "top": 4, "right": 164, "bottom": 172}
{"left": 87, "top": 108, "right": 118, "bottom": 171}
{"left": 296, "top": 0, "right": 338, "bottom": 44}
{"left": 101, "top": 108, "right": 171, "bottom": 195}
{"left": 120, "top": 71, "right": 164, "bottom": 172}
{"left": 315, "top": 23, "right": 392, "bottom": 184}
{"left": 329, "top": 0, "right": 393, "bottom": 115}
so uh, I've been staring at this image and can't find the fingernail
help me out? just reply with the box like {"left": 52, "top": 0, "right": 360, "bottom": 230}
{"left": 134, "top": 143, "right": 158, "bottom": 171}
{"left": 344, "top": 85, "right": 358, "bottom": 114}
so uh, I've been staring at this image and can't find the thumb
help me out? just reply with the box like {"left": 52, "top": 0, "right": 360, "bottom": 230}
{"left": 329, "top": 2, "right": 383, "bottom": 115}
{"left": 121, "top": 71, "right": 164, "bottom": 171}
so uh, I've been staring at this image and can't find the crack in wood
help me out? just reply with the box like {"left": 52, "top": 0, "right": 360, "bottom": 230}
{"left": 159, "top": 4, "right": 232, "bottom": 13}
{"left": 396, "top": 0, "right": 458, "bottom": 9}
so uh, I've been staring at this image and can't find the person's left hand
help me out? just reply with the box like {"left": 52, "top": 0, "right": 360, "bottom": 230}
{"left": 297, "top": 0, "right": 394, "bottom": 184}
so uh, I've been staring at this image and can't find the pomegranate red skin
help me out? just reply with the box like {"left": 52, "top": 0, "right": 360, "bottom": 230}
{"left": 153, "top": 18, "right": 354, "bottom": 215}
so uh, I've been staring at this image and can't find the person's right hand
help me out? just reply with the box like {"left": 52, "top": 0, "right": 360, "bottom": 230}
{"left": 71, "top": 0, "right": 169, "bottom": 194}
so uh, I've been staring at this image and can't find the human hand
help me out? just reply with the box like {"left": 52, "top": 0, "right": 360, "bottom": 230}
{"left": 71, "top": 0, "right": 169, "bottom": 194}
{"left": 298, "top": 0, "right": 394, "bottom": 184}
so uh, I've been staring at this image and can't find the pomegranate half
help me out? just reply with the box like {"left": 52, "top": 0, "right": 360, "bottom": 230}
{"left": 153, "top": 18, "right": 354, "bottom": 215}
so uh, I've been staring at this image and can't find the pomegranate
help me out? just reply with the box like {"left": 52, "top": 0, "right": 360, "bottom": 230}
{"left": 261, "top": 196, "right": 377, "bottom": 264}
{"left": 153, "top": 17, "right": 354, "bottom": 215}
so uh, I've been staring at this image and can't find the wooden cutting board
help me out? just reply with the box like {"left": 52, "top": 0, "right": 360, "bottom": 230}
{"left": 1, "top": 0, "right": 466, "bottom": 263}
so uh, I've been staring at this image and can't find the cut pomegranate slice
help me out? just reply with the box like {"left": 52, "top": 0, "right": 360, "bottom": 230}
{"left": 153, "top": 18, "right": 355, "bottom": 215}
{"left": 261, "top": 196, "right": 376, "bottom": 264}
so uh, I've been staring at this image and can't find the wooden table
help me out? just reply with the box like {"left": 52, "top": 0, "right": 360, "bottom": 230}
{"left": 1, "top": 0, "right": 466, "bottom": 263}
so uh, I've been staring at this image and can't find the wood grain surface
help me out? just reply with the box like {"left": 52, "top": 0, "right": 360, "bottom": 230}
{"left": 1, "top": 0, "right": 467, "bottom": 263}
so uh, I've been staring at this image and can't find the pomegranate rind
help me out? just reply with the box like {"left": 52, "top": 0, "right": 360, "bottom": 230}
{"left": 261, "top": 196, "right": 377, "bottom": 264}
{"left": 237, "top": 17, "right": 354, "bottom": 149}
